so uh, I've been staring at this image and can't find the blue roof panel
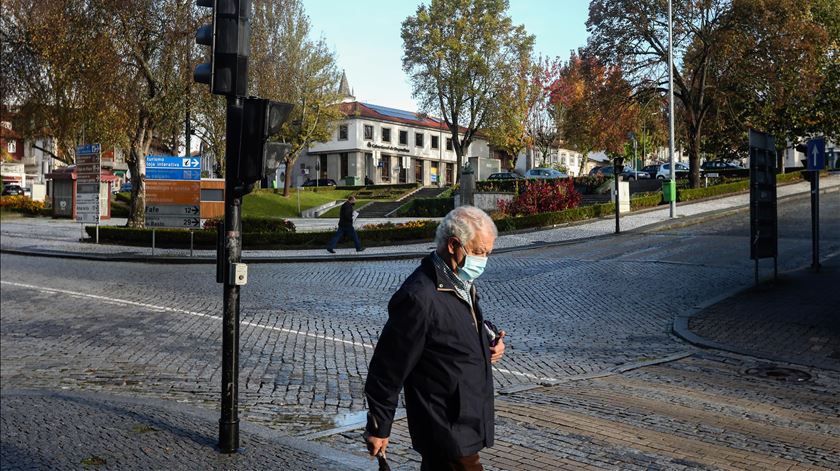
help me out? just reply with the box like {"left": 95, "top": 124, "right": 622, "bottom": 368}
{"left": 365, "top": 103, "right": 420, "bottom": 121}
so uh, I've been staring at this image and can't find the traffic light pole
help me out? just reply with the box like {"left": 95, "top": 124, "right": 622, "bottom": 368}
{"left": 810, "top": 171, "right": 820, "bottom": 271}
{"left": 219, "top": 95, "right": 244, "bottom": 453}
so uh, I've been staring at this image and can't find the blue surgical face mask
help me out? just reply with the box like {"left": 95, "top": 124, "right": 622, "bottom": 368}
{"left": 456, "top": 242, "right": 488, "bottom": 282}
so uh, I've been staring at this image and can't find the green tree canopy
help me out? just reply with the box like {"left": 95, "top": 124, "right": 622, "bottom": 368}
{"left": 401, "top": 0, "right": 534, "bottom": 177}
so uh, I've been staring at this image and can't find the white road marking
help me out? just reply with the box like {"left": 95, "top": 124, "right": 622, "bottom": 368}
{"left": 1, "top": 280, "right": 559, "bottom": 383}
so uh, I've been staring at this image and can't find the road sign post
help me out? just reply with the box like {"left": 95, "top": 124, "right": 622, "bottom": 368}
{"left": 748, "top": 130, "right": 778, "bottom": 285}
{"left": 145, "top": 156, "right": 201, "bottom": 230}
{"left": 805, "top": 138, "right": 825, "bottom": 271}
{"left": 75, "top": 144, "right": 102, "bottom": 237}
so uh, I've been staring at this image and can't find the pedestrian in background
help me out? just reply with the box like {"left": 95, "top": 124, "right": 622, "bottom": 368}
{"left": 327, "top": 195, "right": 364, "bottom": 253}
{"left": 364, "top": 205, "right": 505, "bottom": 471}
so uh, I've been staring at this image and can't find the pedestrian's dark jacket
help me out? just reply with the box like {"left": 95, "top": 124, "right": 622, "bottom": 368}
{"left": 339, "top": 200, "right": 354, "bottom": 228}
{"left": 365, "top": 254, "right": 494, "bottom": 459}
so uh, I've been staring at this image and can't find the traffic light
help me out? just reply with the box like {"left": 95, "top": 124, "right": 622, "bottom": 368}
{"left": 238, "top": 98, "right": 294, "bottom": 184}
{"left": 194, "top": 0, "right": 251, "bottom": 96}
{"left": 613, "top": 156, "right": 625, "bottom": 174}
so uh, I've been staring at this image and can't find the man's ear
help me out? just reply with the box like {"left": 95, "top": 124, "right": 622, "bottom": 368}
{"left": 447, "top": 237, "right": 458, "bottom": 256}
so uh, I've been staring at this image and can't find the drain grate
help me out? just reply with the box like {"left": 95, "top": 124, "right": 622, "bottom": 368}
{"left": 743, "top": 366, "right": 812, "bottom": 383}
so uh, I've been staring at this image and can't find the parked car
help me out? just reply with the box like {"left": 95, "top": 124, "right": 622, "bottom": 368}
{"left": 524, "top": 168, "right": 568, "bottom": 179}
{"left": 2, "top": 184, "right": 26, "bottom": 196}
{"left": 302, "top": 178, "right": 337, "bottom": 187}
{"left": 590, "top": 165, "right": 649, "bottom": 180}
{"left": 487, "top": 172, "right": 523, "bottom": 181}
{"left": 619, "top": 167, "right": 651, "bottom": 180}
{"left": 656, "top": 162, "right": 690, "bottom": 179}
{"left": 118, "top": 182, "right": 133, "bottom": 193}
{"left": 588, "top": 166, "right": 614, "bottom": 177}
{"left": 701, "top": 159, "right": 742, "bottom": 170}
{"left": 641, "top": 164, "right": 660, "bottom": 177}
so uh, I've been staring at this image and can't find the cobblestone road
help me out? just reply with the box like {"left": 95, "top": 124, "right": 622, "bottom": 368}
{"left": 1, "top": 191, "right": 838, "bottom": 469}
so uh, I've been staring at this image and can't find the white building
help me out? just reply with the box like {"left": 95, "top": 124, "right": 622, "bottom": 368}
{"left": 514, "top": 147, "right": 586, "bottom": 176}
{"left": 302, "top": 101, "right": 491, "bottom": 186}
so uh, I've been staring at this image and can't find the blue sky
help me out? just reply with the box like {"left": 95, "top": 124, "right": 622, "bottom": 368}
{"left": 303, "top": 0, "right": 590, "bottom": 112}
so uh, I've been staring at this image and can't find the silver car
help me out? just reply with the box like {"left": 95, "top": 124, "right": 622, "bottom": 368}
{"left": 524, "top": 168, "right": 568, "bottom": 179}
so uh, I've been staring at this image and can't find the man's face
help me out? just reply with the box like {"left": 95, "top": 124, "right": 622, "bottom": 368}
{"left": 449, "top": 225, "right": 496, "bottom": 266}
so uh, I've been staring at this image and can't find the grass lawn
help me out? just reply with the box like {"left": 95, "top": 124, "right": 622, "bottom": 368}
{"left": 242, "top": 188, "right": 355, "bottom": 218}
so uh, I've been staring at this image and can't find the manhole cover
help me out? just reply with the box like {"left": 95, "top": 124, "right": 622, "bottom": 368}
{"left": 743, "top": 366, "right": 811, "bottom": 383}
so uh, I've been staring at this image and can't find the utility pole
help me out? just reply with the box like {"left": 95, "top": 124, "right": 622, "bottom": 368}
{"left": 667, "top": 0, "right": 677, "bottom": 218}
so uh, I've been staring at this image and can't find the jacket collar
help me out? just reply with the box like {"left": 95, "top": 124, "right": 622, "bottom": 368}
{"left": 426, "top": 252, "right": 476, "bottom": 294}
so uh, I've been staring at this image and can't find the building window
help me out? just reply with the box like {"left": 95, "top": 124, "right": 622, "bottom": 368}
{"left": 382, "top": 127, "right": 391, "bottom": 143}
{"left": 364, "top": 125, "right": 373, "bottom": 140}
{"left": 7, "top": 140, "right": 16, "bottom": 154}
{"left": 338, "top": 124, "right": 348, "bottom": 140}
{"left": 399, "top": 130, "right": 408, "bottom": 145}
{"left": 431, "top": 135, "right": 439, "bottom": 149}
{"left": 340, "top": 153, "right": 349, "bottom": 178}
{"left": 446, "top": 138, "right": 453, "bottom": 151}
{"left": 380, "top": 155, "right": 391, "bottom": 182}
{"left": 415, "top": 133, "right": 424, "bottom": 147}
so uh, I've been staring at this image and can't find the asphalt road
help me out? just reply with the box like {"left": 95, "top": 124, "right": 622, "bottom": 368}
{"left": 2, "top": 190, "right": 838, "bottom": 470}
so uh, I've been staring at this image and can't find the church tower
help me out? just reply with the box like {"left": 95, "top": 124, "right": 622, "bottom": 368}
{"left": 338, "top": 70, "right": 355, "bottom": 103}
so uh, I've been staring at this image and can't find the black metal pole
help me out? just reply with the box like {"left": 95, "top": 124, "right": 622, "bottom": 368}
{"left": 219, "top": 95, "right": 244, "bottom": 453}
{"left": 615, "top": 174, "right": 620, "bottom": 234}
{"left": 811, "top": 171, "right": 820, "bottom": 271}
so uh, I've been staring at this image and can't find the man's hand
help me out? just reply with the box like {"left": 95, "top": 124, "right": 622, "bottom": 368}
{"left": 489, "top": 330, "right": 506, "bottom": 363}
{"left": 366, "top": 434, "right": 389, "bottom": 458}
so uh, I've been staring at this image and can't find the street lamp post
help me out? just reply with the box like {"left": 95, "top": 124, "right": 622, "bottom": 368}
{"left": 668, "top": 0, "right": 677, "bottom": 218}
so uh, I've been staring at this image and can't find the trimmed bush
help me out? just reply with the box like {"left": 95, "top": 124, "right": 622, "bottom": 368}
{"left": 85, "top": 218, "right": 438, "bottom": 249}
{"left": 111, "top": 200, "right": 131, "bottom": 218}
{"left": 0, "top": 195, "right": 46, "bottom": 215}
{"left": 203, "top": 216, "right": 296, "bottom": 233}
{"left": 493, "top": 203, "right": 615, "bottom": 232}
{"left": 497, "top": 179, "right": 581, "bottom": 216}
{"left": 395, "top": 197, "right": 454, "bottom": 217}
{"left": 631, "top": 193, "right": 663, "bottom": 209}
{"left": 335, "top": 182, "right": 419, "bottom": 191}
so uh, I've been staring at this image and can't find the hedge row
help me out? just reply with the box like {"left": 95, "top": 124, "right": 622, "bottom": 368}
{"left": 87, "top": 171, "right": 812, "bottom": 249}
{"left": 86, "top": 220, "right": 439, "bottom": 249}
{"left": 0, "top": 195, "right": 47, "bottom": 215}
{"left": 395, "top": 197, "right": 454, "bottom": 217}
{"left": 676, "top": 170, "right": 803, "bottom": 202}
{"left": 335, "top": 182, "right": 420, "bottom": 191}
{"left": 476, "top": 176, "right": 609, "bottom": 195}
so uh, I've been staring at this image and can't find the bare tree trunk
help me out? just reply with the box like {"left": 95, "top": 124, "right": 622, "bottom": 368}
{"left": 687, "top": 125, "right": 702, "bottom": 189}
{"left": 283, "top": 156, "right": 294, "bottom": 197}
{"left": 126, "top": 115, "right": 152, "bottom": 228}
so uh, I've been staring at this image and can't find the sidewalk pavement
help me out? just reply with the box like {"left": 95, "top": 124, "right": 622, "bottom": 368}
{"left": 2, "top": 176, "right": 838, "bottom": 263}
{"left": 675, "top": 253, "right": 840, "bottom": 372}
{"left": 0, "top": 389, "right": 370, "bottom": 470}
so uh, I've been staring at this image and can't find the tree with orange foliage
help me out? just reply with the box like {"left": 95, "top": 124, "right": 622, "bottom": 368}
{"left": 549, "top": 50, "right": 639, "bottom": 175}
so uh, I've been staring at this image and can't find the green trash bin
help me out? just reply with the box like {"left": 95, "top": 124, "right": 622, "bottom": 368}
{"left": 345, "top": 176, "right": 362, "bottom": 186}
{"left": 661, "top": 180, "right": 677, "bottom": 203}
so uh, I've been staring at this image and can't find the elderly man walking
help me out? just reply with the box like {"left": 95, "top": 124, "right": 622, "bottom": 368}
{"left": 327, "top": 195, "right": 364, "bottom": 253}
{"left": 364, "top": 205, "right": 505, "bottom": 471}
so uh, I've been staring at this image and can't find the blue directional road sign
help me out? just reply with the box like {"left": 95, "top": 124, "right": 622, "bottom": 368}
{"left": 76, "top": 143, "right": 101, "bottom": 155}
{"left": 145, "top": 156, "right": 201, "bottom": 180}
{"left": 806, "top": 138, "right": 825, "bottom": 171}
{"left": 146, "top": 168, "right": 202, "bottom": 180}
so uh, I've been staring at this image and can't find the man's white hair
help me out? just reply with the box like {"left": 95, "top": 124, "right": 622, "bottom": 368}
{"left": 435, "top": 205, "right": 497, "bottom": 251}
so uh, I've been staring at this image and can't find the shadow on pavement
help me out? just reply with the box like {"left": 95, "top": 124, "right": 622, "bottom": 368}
{"left": 679, "top": 255, "right": 840, "bottom": 371}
